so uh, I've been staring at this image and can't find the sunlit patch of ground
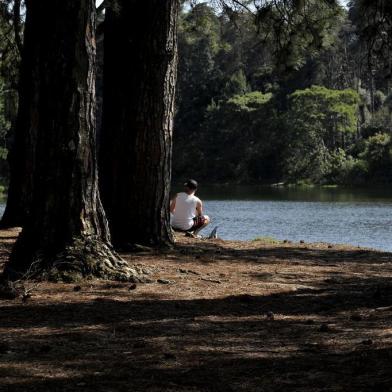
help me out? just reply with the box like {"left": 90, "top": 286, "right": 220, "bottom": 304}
{"left": 1, "top": 229, "right": 392, "bottom": 391}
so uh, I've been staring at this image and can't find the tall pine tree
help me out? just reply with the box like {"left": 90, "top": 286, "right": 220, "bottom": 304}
{"left": 100, "top": 0, "right": 180, "bottom": 248}
{"left": 5, "top": 0, "right": 136, "bottom": 281}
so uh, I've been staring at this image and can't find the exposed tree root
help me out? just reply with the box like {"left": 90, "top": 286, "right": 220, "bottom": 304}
{"left": 5, "top": 236, "right": 149, "bottom": 283}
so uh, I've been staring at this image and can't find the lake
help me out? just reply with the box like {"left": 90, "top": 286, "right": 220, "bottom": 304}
{"left": 2, "top": 186, "right": 392, "bottom": 251}
{"left": 195, "top": 186, "right": 392, "bottom": 252}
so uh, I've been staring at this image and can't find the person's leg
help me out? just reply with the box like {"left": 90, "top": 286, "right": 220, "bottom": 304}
{"left": 192, "top": 215, "right": 210, "bottom": 236}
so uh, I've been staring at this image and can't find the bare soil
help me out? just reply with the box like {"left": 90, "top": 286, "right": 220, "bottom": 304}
{"left": 1, "top": 228, "right": 392, "bottom": 391}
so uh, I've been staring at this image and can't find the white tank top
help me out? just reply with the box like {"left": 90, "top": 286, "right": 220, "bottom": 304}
{"left": 171, "top": 192, "right": 201, "bottom": 230}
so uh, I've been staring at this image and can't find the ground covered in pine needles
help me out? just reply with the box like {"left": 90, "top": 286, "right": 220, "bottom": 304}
{"left": 1, "top": 228, "right": 392, "bottom": 391}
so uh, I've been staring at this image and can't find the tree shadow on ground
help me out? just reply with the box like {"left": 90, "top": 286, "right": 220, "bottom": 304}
{"left": 171, "top": 240, "right": 392, "bottom": 266}
{"left": 1, "top": 273, "right": 392, "bottom": 392}
{"left": 1, "top": 238, "right": 392, "bottom": 391}
{"left": 2, "top": 274, "right": 392, "bottom": 327}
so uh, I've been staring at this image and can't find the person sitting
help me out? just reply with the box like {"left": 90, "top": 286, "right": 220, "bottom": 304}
{"left": 170, "top": 179, "right": 210, "bottom": 237}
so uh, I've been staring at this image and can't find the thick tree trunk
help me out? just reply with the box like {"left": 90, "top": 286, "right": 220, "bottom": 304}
{"left": 4, "top": 0, "right": 137, "bottom": 282}
{"left": 100, "top": 0, "right": 179, "bottom": 248}
{"left": 1, "top": 1, "right": 38, "bottom": 228}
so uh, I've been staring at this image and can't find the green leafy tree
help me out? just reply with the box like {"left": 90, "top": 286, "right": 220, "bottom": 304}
{"left": 359, "top": 132, "right": 392, "bottom": 182}
{"left": 284, "top": 86, "right": 359, "bottom": 183}
{"left": 186, "top": 91, "right": 286, "bottom": 183}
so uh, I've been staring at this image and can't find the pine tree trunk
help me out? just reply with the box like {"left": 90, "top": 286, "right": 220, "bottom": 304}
{"left": 1, "top": 1, "right": 38, "bottom": 228}
{"left": 4, "top": 0, "right": 137, "bottom": 282}
{"left": 100, "top": 0, "right": 179, "bottom": 248}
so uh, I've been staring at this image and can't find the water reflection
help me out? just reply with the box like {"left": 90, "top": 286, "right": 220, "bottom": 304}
{"left": 199, "top": 185, "right": 392, "bottom": 203}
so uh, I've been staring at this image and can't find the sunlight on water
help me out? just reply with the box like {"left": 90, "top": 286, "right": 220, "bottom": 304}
{"left": 193, "top": 186, "right": 392, "bottom": 252}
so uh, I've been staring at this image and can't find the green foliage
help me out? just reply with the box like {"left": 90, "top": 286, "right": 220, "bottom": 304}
{"left": 289, "top": 86, "right": 359, "bottom": 136}
{"left": 222, "top": 69, "right": 250, "bottom": 99}
{"left": 362, "top": 133, "right": 391, "bottom": 160}
{"left": 194, "top": 91, "right": 282, "bottom": 183}
{"left": 2, "top": 0, "right": 392, "bottom": 189}
{"left": 283, "top": 86, "right": 359, "bottom": 184}
{"left": 255, "top": 0, "right": 343, "bottom": 72}
{"left": 349, "top": 0, "right": 392, "bottom": 76}
{"left": 174, "top": 2, "right": 392, "bottom": 186}
{"left": 226, "top": 91, "right": 272, "bottom": 111}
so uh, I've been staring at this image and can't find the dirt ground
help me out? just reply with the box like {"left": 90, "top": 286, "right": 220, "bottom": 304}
{"left": 1, "top": 228, "right": 392, "bottom": 392}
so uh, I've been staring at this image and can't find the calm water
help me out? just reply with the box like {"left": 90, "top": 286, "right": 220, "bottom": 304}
{"left": 192, "top": 186, "right": 392, "bottom": 252}
{"left": 2, "top": 186, "right": 392, "bottom": 251}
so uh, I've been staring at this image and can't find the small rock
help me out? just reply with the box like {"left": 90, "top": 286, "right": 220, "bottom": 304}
{"left": 73, "top": 285, "right": 82, "bottom": 292}
{"left": 300, "top": 240, "right": 305, "bottom": 244}
{"left": 361, "top": 339, "right": 373, "bottom": 345}
{"left": 328, "top": 245, "right": 333, "bottom": 249}
{"left": 137, "top": 277, "right": 155, "bottom": 284}
{"left": 179, "top": 268, "right": 200, "bottom": 275}
{"left": 128, "top": 283, "right": 137, "bottom": 291}
{"left": 157, "top": 279, "right": 172, "bottom": 285}
{"left": 188, "top": 270, "right": 201, "bottom": 275}
{"left": 201, "top": 278, "right": 221, "bottom": 284}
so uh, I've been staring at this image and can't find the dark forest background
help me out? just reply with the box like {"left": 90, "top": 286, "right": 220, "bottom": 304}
{"left": 1, "top": 0, "right": 392, "bottom": 188}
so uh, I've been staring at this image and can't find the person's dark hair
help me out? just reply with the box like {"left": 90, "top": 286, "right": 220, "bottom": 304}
{"left": 184, "top": 179, "right": 198, "bottom": 190}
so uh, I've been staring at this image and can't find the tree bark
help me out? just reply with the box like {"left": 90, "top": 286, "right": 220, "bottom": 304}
{"left": 100, "top": 0, "right": 179, "bottom": 248}
{"left": 4, "top": 0, "right": 137, "bottom": 282}
{"left": 1, "top": 0, "right": 37, "bottom": 228}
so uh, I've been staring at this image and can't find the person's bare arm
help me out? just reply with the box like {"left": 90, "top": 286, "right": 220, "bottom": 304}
{"left": 196, "top": 200, "right": 203, "bottom": 216}
{"left": 170, "top": 195, "right": 177, "bottom": 213}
